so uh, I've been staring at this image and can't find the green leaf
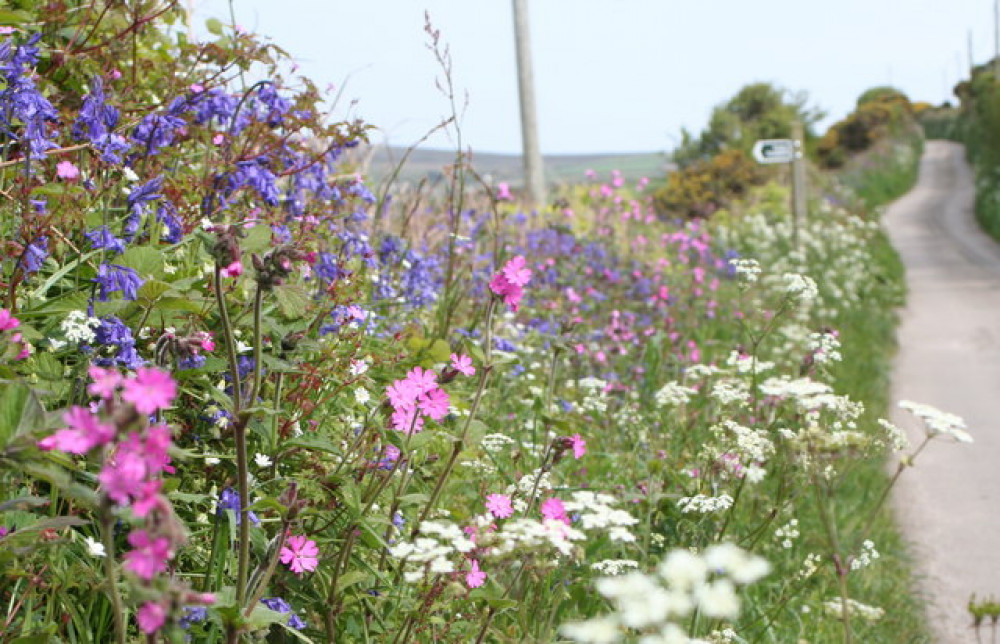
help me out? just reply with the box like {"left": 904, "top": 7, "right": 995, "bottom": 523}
{"left": 0, "top": 10, "right": 33, "bottom": 25}
{"left": 138, "top": 279, "right": 175, "bottom": 302}
{"left": 336, "top": 570, "right": 369, "bottom": 592}
{"left": 0, "top": 382, "right": 46, "bottom": 448}
{"left": 272, "top": 283, "right": 310, "bottom": 319}
{"left": 119, "top": 246, "right": 163, "bottom": 278}
{"left": 428, "top": 339, "right": 452, "bottom": 364}
{"left": 242, "top": 225, "right": 272, "bottom": 253}
{"left": 205, "top": 17, "right": 224, "bottom": 35}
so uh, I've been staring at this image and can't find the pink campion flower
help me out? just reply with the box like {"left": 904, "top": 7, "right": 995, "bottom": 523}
{"left": 570, "top": 433, "right": 586, "bottom": 459}
{"left": 404, "top": 366, "right": 438, "bottom": 396}
{"left": 496, "top": 182, "right": 512, "bottom": 201}
{"left": 99, "top": 450, "right": 148, "bottom": 505}
{"left": 450, "top": 353, "right": 475, "bottom": 377}
{"left": 489, "top": 256, "right": 532, "bottom": 312}
{"left": 212, "top": 133, "right": 225, "bottom": 145}
{"left": 123, "top": 530, "right": 173, "bottom": 580}
{"left": 38, "top": 406, "right": 116, "bottom": 454}
{"left": 136, "top": 602, "right": 167, "bottom": 634}
{"left": 390, "top": 406, "right": 424, "bottom": 434}
{"left": 540, "top": 497, "right": 570, "bottom": 525}
{"left": 87, "top": 366, "right": 122, "bottom": 399}
{"left": 189, "top": 83, "right": 205, "bottom": 93}
{"left": 485, "top": 493, "right": 514, "bottom": 519}
{"left": 130, "top": 480, "right": 166, "bottom": 518}
{"left": 280, "top": 534, "right": 319, "bottom": 575}
{"left": 220, "top": 260, "right": 243, "bottom": 278}
{"left": 386, "top": 379, "right": 417, "bottom": 410}
{"left": 56, "top": 160, "right": 80, "bottom": 180}
{"left": 0, "top": 309, "right": 20, "bottom": 331}
{"left": 417, "top": 388, "right": 450, "bottom": 421}
{"left": 466, "top": 560, "right": 486, "bottom": 589}
{"left": 501, "top": 256, "right": 532, "bottom": 287}
{"left": 121, "top": 367, "right": 177, "bottom": 415}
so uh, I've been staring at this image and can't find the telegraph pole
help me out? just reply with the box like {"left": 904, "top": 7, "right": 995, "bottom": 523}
{"left": 511, "top": 0, "right": 546, "bottom": 206}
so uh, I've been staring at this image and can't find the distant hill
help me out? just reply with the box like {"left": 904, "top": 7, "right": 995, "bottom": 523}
{"left": 355, "top": 146, "right": 673, "bottom": 188}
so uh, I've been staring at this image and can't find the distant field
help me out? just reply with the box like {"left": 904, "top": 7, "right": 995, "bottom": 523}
{"left": 356, "top": 145, "right": 673, "bottom": 188}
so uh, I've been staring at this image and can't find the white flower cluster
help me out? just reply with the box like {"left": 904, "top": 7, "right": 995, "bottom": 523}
{"left": 489, "top": 518, "right": 586, "bottom": 558}
{"left": 714, "top": 420, "right": 774, "bottom": 465}
{"left": 677, "top": 494, "right": 734, "bottom": 514}
{"left": 774, "top": 518, "right": 799, "bottom": 549}
{"left": 482, "top": 432, "right": 516, "bottom": 453}
{"left": 574, "top": 377, "right": 610, "bottom": 414}
{"left": 850, "top": 539, "right": 880, "bottom": 571}
{"left": 389, "top": 520, "right": 475, "bottom": 583}
{"left": 807, "top": 330, "right": 842, "bottom": 364}
{"left": 822, "top": 597, "right": 885, "bottom": 621}
{"left": 725, "top": 351, "right": 773, "bottom": 375}
{"left": 877, "top": 418, "right": 909, "bottom": 452}
{"left": 898, "top": 400, "right": 972, "bottom": 443}
{"left": 711, "top": 379, "right": 750, "bottom": 407}
{"left": 798, "top": 552, "right": 821, "bottom": 580}
{"left": 560, "top": 544, "right": 769, "bottom": 643}
{"left": 729, "top": 258, "right": 761, "bottom": 285}
{"left": 591, "top": 559, "right": 640, "bottom": 576}
{"left": 781, "top": 272, "right": 818, "bottom": 304}
{"left": 684, "top": 364, "right": 721, "bottom": 381}
{"left": 654, "top": 381, "right": 697, "bottom": 407}
{"left": 58, "top": 310, "right": 102, "bottom": 345}
{"left": 563, "top": 491, "right": 639, "bottom": 543}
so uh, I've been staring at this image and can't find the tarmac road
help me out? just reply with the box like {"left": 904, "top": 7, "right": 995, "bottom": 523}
{"left": 885, "top": 140, "right": 1000, "bottom": 643}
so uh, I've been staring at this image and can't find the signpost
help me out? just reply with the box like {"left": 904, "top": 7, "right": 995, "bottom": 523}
{"left": 753, "top": 126, "right": 806, "bottom": 248}
{"left": 752, "top": 139, "right": 795, "bottom": 164}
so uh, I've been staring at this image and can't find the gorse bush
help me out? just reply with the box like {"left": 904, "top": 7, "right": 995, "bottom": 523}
{"left": 0, "top": 4, "right": 961, "bottom": 643}
{"left": 652, "top": 149, "right": 768, "bottom": 219}
{"left": 817, "top": 88, "right": 917, "bottom": 169}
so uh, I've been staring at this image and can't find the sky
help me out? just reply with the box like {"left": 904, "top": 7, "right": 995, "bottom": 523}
{"left": 193, "top": 0, "right": 994, "bottom": 155}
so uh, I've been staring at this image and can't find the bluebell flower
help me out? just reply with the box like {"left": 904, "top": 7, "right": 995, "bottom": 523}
{"left": 179, "top": 606, "right": 207, "bottom": 629}
{"left": 157, "top": 204, "right": 184, "bottom": 243}
{"left": 178, "top": 354, "right": 206, "bottom": 370}
{"left": 20, "top": 236, "right": 47, "bottom": 273}
{"left": 91, "top": 316, "right": 144, "bottom": 370}
{"left": 271, "top": 224, "right": 292, "bottom": 244}
{"left": 314, "top": 252, "right": 342, "bottom": 284}
{"left": 93, "top": 264, "right": 144, "bottom": 301}
{"left": 132, "top": 101, "right": 187, "bottom": 155}
{"left": 260, "top": 597, "right": 306, "bottom": 630}
{"left": 72, "top": 77, "right": 130, "bottom": 164}
{"left": 229, "top": 157, "right": 280, "bottom": 206}
{"left": 0, "top": 35, "right": 59, "bottom": 161}
{"left": 495, "top": 338, "right": 517, "bottom": 353}
{"left": 84, "top": 226, "right": 126, "bottom": 254}
{"left": 254, "top": 83, "right": 291, "bottom": 127}
{"left": 217, "top": 488, "right": 260, "bottom": 526}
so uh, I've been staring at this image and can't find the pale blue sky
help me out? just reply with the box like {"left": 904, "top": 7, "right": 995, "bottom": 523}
{"left": 193, "top": 1, "right": 991, "bottom": 154}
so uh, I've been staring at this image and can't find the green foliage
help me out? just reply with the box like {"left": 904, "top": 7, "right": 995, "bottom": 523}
{"left": 931, "top": 61, "right": 1000, "bottom": 239}
{"left": 672, "top": 82, "right": 823, "bottom": 168}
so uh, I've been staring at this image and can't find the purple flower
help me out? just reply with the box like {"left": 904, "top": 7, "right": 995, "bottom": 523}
{"left": 216, "top": 487, "right": 259, "bottom": 526}
{"left": 132, "top": 107, "right": 187, "bottom": 156}
{"left": 72, "top": 76, "right": 130, "bottom": 164}
{"left": 179, "top": 606, "right": 207, "bottom": 629}
{"left": 85, "top": 226, "right": 126, "bottom": 254}
{"left": 20, "top": 235, "right": 47, "bottom": 273}
{"left": 156, "top": 204, "right": 183, "bottom": 243}
{"left": 229, "top": 156, "right": 280, "bottom": 206}
{"left": 93, "top": 264, "right": 144, "bottom": 301}
{"left": 91, "top": 315, "right": 144, "bottom": 370}
{"left": 260, "top": 597, "right": 306, "bottom": 630}
{"left": 0, "top": 34, "right": 59, "bottom": 160}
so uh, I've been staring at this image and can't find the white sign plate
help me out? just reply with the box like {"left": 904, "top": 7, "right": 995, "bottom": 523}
{"left": 752, "top": 139, "right": 795, "bottom": 164}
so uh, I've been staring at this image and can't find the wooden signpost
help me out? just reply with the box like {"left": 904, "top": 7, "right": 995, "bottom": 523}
{"left": 753, "top": 123, "right": 806, "bottom": 247}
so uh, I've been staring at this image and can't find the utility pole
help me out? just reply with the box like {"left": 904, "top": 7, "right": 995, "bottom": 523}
{"left": 994, "top": 0, "right": 999, "bottom": 77}
{"left": 511, "top": 0, "right": 546, "bottom": 206}
{"left": 969, "top": 29, "right": 975, "bottom": 76}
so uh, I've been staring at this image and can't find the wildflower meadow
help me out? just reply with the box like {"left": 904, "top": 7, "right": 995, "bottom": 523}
{"left": 0, "top": 4, "right": 972, "bottom": 643}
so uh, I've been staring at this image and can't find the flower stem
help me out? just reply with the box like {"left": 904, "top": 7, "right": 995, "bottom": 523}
{"left": 99, "top": 501, "right": 127, "bottom": 644}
